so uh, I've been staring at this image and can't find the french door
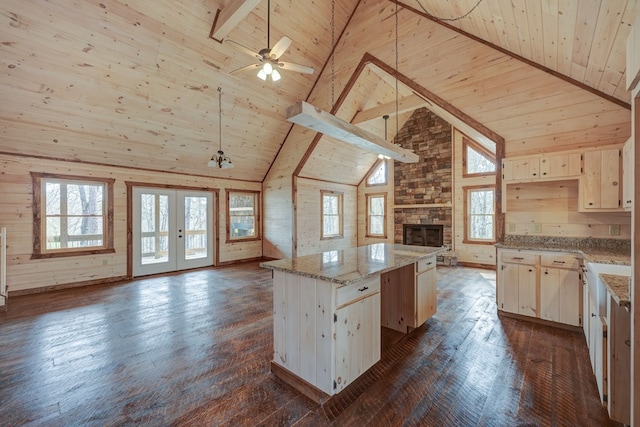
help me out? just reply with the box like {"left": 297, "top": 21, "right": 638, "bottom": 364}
{"left": 133, "top": 188, "right": 214, "bottom": 277}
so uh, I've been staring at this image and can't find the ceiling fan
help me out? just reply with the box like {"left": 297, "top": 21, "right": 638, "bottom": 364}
{"left": 225, "top": 0, "right": 314, "bottom": 81}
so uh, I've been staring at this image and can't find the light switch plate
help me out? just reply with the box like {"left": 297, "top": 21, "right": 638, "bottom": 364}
{"left": 508, "top": 223, "right": 516, "bottom": 232}
{"left": 609, "top": 224, "right": 620, "bottom": 236}
{"left": 533, "top": 223, "right": 541, "bottom": 233}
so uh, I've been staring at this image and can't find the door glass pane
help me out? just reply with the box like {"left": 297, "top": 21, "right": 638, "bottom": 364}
{"left": 184, "top": 196, "right": 208, "bottom": 260}
{"left": 140, "top": 194, "right": 170, "bottom": 265}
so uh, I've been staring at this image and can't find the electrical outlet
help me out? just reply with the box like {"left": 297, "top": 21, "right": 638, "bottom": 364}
{"left": 508, "top": 223, "right": 516, "bottom": 233}
{"left": 533, "top": 223, "right": 541, "bottom": 233}
{"left": 609, "top": 224, "right": 620, "bottom": 236}
{"left": 102, "top": 259, "right": 108, "bottom": 266}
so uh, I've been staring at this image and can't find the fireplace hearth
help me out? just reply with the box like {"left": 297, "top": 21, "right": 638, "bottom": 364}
{"left": 403, "top": 224, "right": 444, "bottom": 247}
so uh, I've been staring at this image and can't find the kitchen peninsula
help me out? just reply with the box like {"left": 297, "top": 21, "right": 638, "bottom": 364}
{"left": 261, "top": 243, "right": 446, "bottom": 401}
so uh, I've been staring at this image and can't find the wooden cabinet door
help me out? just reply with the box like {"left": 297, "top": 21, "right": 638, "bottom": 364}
{"left": 503, "top": 158, "right": 539, "bottom": 181}
{"left": 539, "top": 268, "right": 559, "bottom": 322}
{"left": 334, "top": 292, "right": 381, "bottom": 393}
{"left": 499, "top": 263, "right": 520, "bottom": 314}
{"left": 416, "top": 266, "right": 436, "bottom": 326}
{"left": 518, "top": 265, "right": 537, "bottom": 317}
{"left": 582, "top": 148, "right": 621, "bottom": 210}
{"left": 622, "top": 137, "right": 633, "bottom": 210}
{"left": 582, "top": 150, "right": 602, "bottom": 209}
{"left": 540, "top": 153, "right": 581, "bottom": 178}
{"left": 557, "top": 269, "right": 581, "bottom": 326}
{"left": 540, "top": 267, "right": 581, "bottom": 326}
{"left": 583, "top": 282, "right": 590, "bottom": 341}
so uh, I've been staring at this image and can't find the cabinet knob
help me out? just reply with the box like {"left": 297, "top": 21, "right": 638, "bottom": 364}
{"left": 588, "top": 202, "right": 594, "bottom": 206}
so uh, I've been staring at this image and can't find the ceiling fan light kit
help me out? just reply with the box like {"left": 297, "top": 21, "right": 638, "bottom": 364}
{"left": 225, "top": 0, "right": 314, "bottom": 81}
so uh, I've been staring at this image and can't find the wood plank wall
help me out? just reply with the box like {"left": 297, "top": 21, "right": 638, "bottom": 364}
{"left": 0, "top": 154, "right": 261, "bottom": 294}
{"left": 295, "top": 177, "right": 357, "bottom": 257}
{"left": 452, "top": 130, "right": 497, "bottom": 266}
{"left": 504, "top": 178, "right": 631, "bottom": 239}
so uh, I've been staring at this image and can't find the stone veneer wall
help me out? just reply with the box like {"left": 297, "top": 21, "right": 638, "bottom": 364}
{"left": 394, "top": 108, "right": 452, "bottom": 246}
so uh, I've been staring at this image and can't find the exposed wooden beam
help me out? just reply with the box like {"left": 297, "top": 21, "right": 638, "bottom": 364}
{"left": 351, "top": 94, "right": 430, "bottom": 125}
{"left": 209, "top": 0, "right": 262, "bottom": 42}
{"left": 286, "top": 101, "right": 419, "bottom": 163}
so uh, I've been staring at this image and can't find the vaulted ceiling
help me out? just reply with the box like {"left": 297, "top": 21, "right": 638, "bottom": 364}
{"left": 0, "top": 0, "right": 636, "bottom": 183}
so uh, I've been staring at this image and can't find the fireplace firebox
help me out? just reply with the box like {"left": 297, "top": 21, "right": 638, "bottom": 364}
{"left": 403, "top": 224, "right": 444, "bottom": 247}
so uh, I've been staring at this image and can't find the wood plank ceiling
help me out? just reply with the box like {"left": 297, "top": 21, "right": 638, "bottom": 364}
{"left": 0, "top": 0, "right": 636, "bottom": 183}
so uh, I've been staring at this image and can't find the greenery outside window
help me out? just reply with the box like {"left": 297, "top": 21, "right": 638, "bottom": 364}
{"left": 227, "top": 190, "right": 260, "bottom": 242}
{"left": 366, "top": 193, "right": 387, "bottom": 237}
{"left": 464, "top": 186, "right": 495, "bottom": 244}
{"left": 32, "top": 173, "right": 115, "bottom": 259}
{"left": 321, "top": 190, "right": 343, "bottom": 239}
{"left": 463, "top": 137, "right": 496, "bottom": 177}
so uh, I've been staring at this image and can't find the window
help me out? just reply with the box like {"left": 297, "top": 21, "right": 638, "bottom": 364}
{"left": 463, "top": 137, "right": 496, "bottom": 177}
{"left": 227, "top": 190, "right": 260, "bottom": 242}
{"left": 366, "top": 193, "right": 386, "bottom": 237}
{"left": 366, "top": 159, "right": 388, "bottom": 186}
{"left": 32, "top": 173, "right": 114, "bottom": 258}
{"left": 321, "top": 191, "right": 343, "bottom": 239}
{"left": 464, "top": 186, "right": 495, "bottom": 243}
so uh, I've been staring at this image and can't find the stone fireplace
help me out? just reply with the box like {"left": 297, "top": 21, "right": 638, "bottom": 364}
{"left": 394, "top": 108, "right": 453, "bottom": 248}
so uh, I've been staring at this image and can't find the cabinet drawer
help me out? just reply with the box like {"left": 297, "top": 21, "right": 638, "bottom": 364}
{"left": 501, "top": 252, "right": 537, "bottom": 265}
{"left": 540, "top": 254, "right": 580, "bottom": 270}
{"left": 336, "top": 276, "right": 380, "bottom": 308}
{"left": 416, "top": 256, "right": 436, "bottom": 273}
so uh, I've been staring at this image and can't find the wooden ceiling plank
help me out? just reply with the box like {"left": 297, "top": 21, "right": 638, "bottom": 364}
{"left": 286, "top": 101, "right": 419, "bottom": 163}
{"left": 350, "top": 94, "right": 428, "bottom": 125}
{"left": 209, "top": 0, "right": 262, "bottom": 42}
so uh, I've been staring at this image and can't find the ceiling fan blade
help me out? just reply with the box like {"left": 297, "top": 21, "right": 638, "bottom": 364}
{"left": 230, "top": 63, "right": 261, "bottom": 74}
{"left": 225, "top": 39, "right": 261, "bottom": 60}
{"left": 270, "top": 36, "right": 292, "bottom": 59}
{"left": 278, "top": 61, "right": 315, "bottom": 74}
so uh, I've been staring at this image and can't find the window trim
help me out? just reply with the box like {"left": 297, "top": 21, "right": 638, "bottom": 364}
{"left": 463, "top": 185, "right": 496, "bottom": 245}
{"left": 462, "top": 137, "right": 497, "bottom": 178}
{"left": 226, "top": 189, "right": 261, "bottom": 243}
{"left": 365, "top": 193, "right": 387, "bottom": 238}
{"left": 320, "top": 190, "right": 344, "bottom": 240}
{"left": 365, "top": 159, "right": 388, "bottom": 187}
{"left": 31, "top": 172, "right": 115, "bottom": 259}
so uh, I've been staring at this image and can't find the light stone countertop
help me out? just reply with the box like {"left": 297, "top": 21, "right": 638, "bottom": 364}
{"left": 600, "top": 273, "right": 631, "bottom": 310}
{"left": 495, "top": 238, "right": 631, "bottom": 266}
{"left": 260, "top": 243, "right": 446, "bottom": 285}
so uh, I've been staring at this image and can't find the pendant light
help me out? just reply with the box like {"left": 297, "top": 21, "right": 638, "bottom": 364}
{"left": 208, "top": 86, "right": 234, "bottom": 169}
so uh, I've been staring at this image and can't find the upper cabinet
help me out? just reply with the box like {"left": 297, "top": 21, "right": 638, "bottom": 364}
{"left": 580, "top": 148, "right": 622, "bottom": 211}
{"left": 539, "top": 153, "right": 582, "bottom": 179}
{"left": 503, "top": 153, "right": 581, "bottom": 182}
{"left": 622, "top": 137, "right": 634, "bottom": 211}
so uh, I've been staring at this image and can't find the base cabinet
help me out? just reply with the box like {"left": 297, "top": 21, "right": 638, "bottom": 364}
{"left": 540, "top": 267, "right": 581, "bottom": 326}
{"left": 381, "top": 256, "right": 437, "bottom": 333}
{"left": 497, "top": 249, "right": 581, "bottom": 327}
{"left": 273, "top": 271, "right": 381, "bottom": 396}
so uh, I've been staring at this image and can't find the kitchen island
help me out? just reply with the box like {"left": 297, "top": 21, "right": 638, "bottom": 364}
{"left": 260, "top": 243, "right": 445, "bottom": 401}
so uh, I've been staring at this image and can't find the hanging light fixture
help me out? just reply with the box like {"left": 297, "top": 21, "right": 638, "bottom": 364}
{"left": 378, "top": 115, "right": 391, "bottom": 160}
{"left": 208, "top": 86, "right": 234, "bottom": 169}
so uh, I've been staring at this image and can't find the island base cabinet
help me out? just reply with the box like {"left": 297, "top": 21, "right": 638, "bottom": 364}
{"left": 416, "top": 266, "right": 436, "bottom": 326}
{"left": 272, "top": 271, "right": 381, "bottom": 397}
{"left": 334, "top": 293, "right": 381, "bottom": 393}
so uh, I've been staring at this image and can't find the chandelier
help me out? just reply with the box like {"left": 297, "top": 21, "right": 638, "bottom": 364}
{"left": 208, "top": 86, "right": 234, "bottom": 169}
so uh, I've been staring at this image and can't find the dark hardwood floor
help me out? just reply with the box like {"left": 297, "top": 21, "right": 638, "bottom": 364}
{"left": 0, "top": 262, "right": 619, "bottom": 426}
